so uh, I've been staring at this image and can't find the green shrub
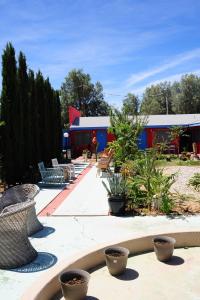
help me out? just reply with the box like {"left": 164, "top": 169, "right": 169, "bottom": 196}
{"left": 107, "top": 109, "right": 147, "bottom": 167}
{"left": 189, "top": 173, "right": 200, "bottom": 191}
{"left": 126, "top": 151, "right": 176, "bottom": 213}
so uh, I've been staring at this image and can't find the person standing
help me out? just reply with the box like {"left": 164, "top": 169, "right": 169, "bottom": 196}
{"left": 91, "top": 136, "right": 98, "bottom": 162}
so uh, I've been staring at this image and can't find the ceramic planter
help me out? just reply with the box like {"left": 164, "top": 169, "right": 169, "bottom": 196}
{"left": 104, "top": 246, "right": 129, "bottom": 276}
{"left": 153, "top": 236, "right": 176, "bottom": 262}
{"left": 108, "top": 196, "right": 126, "bottom": 215}
{"left": 59, "top": 269, "right": 90, "bottom": 300}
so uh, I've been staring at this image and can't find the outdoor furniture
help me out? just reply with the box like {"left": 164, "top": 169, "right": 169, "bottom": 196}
{"left": 167, "top": 144, "right": 176, "bottom": 154}
{"left": 1, "top": 184, "right": 43, "bottom": 236}
{"left": 38, "top": 162, "right": 68, "bottom": 186}
{"left": 97, "top": 149, "right": 113, "bottom": 175}
{"left": 52, "top": 158, "right": 76, "bottom": 180}
{"left": 0, "top": 200, "right": 38, "bottom": 269}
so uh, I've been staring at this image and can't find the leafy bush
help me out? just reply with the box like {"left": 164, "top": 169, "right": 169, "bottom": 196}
{"left": 189, "top": 173, "right": 200, "bottom": 191}
{"left": 107, "top": 109, "right": 147, "bottom": 167}
{"left": 126, "top": 151, "right": 176, "bottom": 213}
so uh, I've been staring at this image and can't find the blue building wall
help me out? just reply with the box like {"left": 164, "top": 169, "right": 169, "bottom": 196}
{"left": 138, "top": 130, "right": 147, "bottom": 150}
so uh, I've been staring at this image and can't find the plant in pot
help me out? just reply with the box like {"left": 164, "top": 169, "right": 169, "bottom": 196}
{"left": 104, "top": 246, "right": 129, "bottom": 276}
{"left": 153, "top": 236, "right": 176, "bottom": 262}
{"left": 102, "top": 171, "right": 127, "bottom": 215}
{"left": 59, "top": 269, "right": 90, "bottom": 300}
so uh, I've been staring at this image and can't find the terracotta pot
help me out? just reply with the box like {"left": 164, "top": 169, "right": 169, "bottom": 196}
{"left": 153, "top": 236, "right": 176, "bottom": 262}
{"left": 104, "top": 246, "right": 129, "bottom": 276}
{"left": 59, "top": 269, "right": 90, "bottom": 300}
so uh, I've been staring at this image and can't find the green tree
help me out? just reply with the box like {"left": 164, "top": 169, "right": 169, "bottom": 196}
{"left": 0, "top": 42, "right": 17, "bottom": 183}
{"left": 27, "top": 69, "right": 36, "bottom": 165}
{"left": 17, "top": 51, "right": 29, "bottom": 180}
{"left": 53, "top": 90, "right": 62, "bottom": 158}
{"left": 108, "top": 109, "right": 146, "bottom": 167}
{"left": 60, "top": 69, "right": 110, "bottom": 126}
{"left": 140, "top": 82, "right": 173, "bottom": 115}
{"left": 171, "top": 74, "right": 200, "bottom": 114}
{"left": 85, "top": 81, "right": 110, "bottom": 116}
{"left": 122, "top": 93, "right": 139, "bottom": 115}
{"left": 35, "top": 71, "right": 45, "bottom": 162}
{"left": 1, "top": 44, "right": 62, "bottom": 183}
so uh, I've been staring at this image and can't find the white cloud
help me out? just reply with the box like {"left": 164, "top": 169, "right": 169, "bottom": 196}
{"left": 131, "top": 69, "right": 200, "bottom": 95}
{"left": 126, "top": 48, "right": 200, "bottom": 86}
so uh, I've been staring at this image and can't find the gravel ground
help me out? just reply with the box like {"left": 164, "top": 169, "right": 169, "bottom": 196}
{"left": 163, "top": 166, "right": 200, "bottom": 199}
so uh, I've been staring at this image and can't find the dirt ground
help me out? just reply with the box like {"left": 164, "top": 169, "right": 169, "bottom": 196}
{"left": 163, "top": 166, "right": 200, "bottom": 214}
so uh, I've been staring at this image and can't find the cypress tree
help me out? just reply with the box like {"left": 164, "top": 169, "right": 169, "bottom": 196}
{"left": 27, "top": 70, "right": 35, "bottom": 166}
{"left": 1, "top": 43, "right": 17, "bottom": 184}
{"left": 17, "top": 51, "right": 29, "bottom": 181}
{"left": 1, "top": 44, "right": 62, "bottom": 183}
{"left": 54, "top": 91, "right": 62, "bottom": 159}
{"left": 43, "top": 78, "right": 52, "bottom": 163}
{"left": 35, "top": 71, "right": 45, "bottom": 162}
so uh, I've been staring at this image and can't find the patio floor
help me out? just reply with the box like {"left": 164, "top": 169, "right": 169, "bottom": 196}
{"left": 1, "top": 162, "right": 200, "bottom": 299}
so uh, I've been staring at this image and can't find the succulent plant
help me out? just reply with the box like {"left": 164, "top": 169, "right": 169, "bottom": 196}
{"left": 102, "top": 172, "right": 126, "bottom": 197}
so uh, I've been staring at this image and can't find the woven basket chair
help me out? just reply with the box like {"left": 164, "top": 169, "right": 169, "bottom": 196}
{"left": 1, "top": 184, "right": 43, "bottom": 236}
{"left": 0, "top": 200, "right": 38, "bottom": 269}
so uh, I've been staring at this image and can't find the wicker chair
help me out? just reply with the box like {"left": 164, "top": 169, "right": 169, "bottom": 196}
{"left": 1, "top": 184, "right": 43, "bottom": 236}
{"left": 97, "top": 150, "right": 113, "bottom": 175}
{"left": 38, "top": 162, "right": 68, "bottom": 186}
{"left": 0, "top": 201, "right": 38, "bottom": 269}
{"left": 52, "top": 158, "right": 76, "bottom": 180}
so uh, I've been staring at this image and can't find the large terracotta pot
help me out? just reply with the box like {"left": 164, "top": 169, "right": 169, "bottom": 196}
{"left": 59, "top": 269, "right": 90, "bottom": 300}
{"left": 104, "top": 246, "right": 129, "bottom": 276}
{"left": 153, "top": 236, "right": 176, "bottom": 262}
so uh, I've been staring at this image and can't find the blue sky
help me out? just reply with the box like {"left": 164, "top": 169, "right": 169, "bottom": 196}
{"left": 1, "top": 0, "right": 200, "bottom": 107}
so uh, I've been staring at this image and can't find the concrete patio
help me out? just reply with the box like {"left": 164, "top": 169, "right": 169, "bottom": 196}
{"left": 0, "top": 163, "right": 200, "bottom": 299}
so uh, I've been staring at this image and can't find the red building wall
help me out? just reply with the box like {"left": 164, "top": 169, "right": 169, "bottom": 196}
{"left": 107, "top": 132, "right": 116, "bottom": 142}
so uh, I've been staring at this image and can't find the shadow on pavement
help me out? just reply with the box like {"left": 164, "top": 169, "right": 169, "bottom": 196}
{"left": 10, "top": 252, "right": 57, "bottom": 273}
{"left": 163, "top": 255, "right": 184, "bottom": 265}
{"left": 115, "top": 268, "right": 139, "bottom": 281}
{"left": 32, "top": 226, "right": 55, "bottom": 238}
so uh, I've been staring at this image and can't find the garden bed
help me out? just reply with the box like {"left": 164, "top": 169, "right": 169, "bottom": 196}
{"left": 126, "top": 165, "right": 200, "bottom": 216}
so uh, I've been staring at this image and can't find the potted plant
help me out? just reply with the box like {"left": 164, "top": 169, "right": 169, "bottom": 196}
{"left": 102, "top": 172, "right": 127, "bottom": 215}
{"left": 153, "top": 236, "right": 176, "bottom": 262}
{"left": 104, "top": 246, "right": 129, "bottom": 276}
{"left": 59, "top": 269, "right": 90, "bottom": 300}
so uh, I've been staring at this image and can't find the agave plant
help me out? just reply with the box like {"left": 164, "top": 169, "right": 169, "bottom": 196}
{"left": 102, "top": 172, "right": 127, "bottom": 197}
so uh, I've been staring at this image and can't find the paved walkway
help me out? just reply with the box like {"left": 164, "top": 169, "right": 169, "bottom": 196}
{"left": 1, "top": 162, "right": 200, "bottom": 299}
{"left": 52, "top": 166, "right": 109, "bottom": 216}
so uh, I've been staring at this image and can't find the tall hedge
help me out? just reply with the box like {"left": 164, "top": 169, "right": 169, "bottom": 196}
{"left": 0, "top": 43, "right": 62, "bottom": 184}
{"left": 0, "top": 43, "right": 17, "bottom": 183}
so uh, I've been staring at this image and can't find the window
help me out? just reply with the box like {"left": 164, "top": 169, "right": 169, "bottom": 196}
{"left": 192, "top": 127, "right": 200, "bottom": 142}
{"left": 154, "top": 130, "right": 170, "bottom": 144}
{"left": 74, "top": 132, "right": 91, "bottom": 146}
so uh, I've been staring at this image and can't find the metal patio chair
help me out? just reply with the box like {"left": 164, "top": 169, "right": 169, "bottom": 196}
{"left": 51, "top": 158, "right": 76, "bottom": 180}
{"left": 38, "top": 161, "right": 68, "bottom": 186}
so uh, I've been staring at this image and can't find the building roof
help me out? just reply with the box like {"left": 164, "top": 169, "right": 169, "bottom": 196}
{"left": 70, "top": 114, "right": 200, "bottom": 129}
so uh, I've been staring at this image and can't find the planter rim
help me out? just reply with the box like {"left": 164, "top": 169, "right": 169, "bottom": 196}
{"left": 104, "top": 246, "right": 130, "bottom": 256}
{"left": 152, "top": 235, "right": 176, "bottom": 244}
{"left": 108, "top": 195, "right": 126, "bottom": 199}
{"left": 59, "top": 268, "right": 90, "bottom": 285}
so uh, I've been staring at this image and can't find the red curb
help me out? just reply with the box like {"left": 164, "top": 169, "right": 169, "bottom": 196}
{"left": 38, "top": 165, "right": 92, "bottom": 216}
